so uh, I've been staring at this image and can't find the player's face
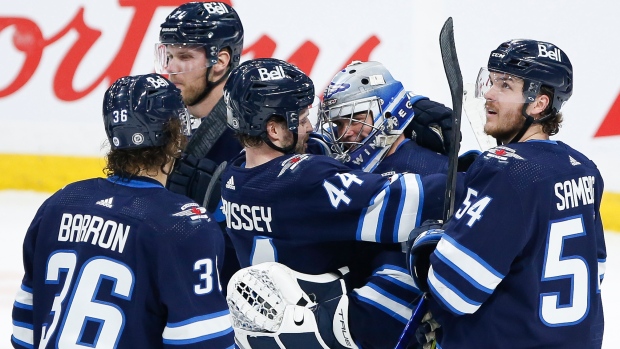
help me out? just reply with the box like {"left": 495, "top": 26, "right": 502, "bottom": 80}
{"left": 483, "top": 71, "right": 527, "bottom": 143}
{"left": 156, "top": 44, "right": 210, "bottom": 106}
{"left": 333, "top": 111, "right": 374, "bottom": 149}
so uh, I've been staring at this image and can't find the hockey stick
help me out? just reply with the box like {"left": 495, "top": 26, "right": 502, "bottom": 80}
{"left": 440, "top": 17, "right": 463, "bottom": 221}
{"left": 394, "top": 17, "right": 463, "bottom": 349}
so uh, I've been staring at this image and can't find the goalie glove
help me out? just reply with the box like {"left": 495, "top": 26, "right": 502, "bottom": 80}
{"left": 406, "top": 220, "right": 444, "bottom": 293}
{"left": 226, "top": 262, "right": 359, "bottom": 349}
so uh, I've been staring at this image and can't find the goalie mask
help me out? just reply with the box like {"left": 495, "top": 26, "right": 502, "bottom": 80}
{"left": 318, "top": 61, "right": 418, "bottom": 172}
{"left": 102, "top": 73, "right": 191, "bottom": 150}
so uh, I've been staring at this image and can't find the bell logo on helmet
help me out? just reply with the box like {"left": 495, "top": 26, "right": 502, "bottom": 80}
{"left": 146, "top": 75, "right": 169, "bottom": 88}
{"left": 132, "top": 133, "right": 144, "bottom": 145}
{"left": 258, "top": 66, "right": 287, "bottom": 81}
{"left": 538, "top": 44, "right": 562, "bottom": 62}
{"left": 203, "top": 2, "right": 229, "bottom": 15}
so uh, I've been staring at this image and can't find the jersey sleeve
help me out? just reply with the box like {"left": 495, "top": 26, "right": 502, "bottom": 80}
{"left": 427, "top": 165, "right": 527, "bottom": 315}
{"left": 11, "top": 199, "right": 49, "bottom": 349}
{"left": 309, "top": 162, "right": 427, "bottom": 243}
{"left": 154, "top": 218, "right": 234, "bottom": 348}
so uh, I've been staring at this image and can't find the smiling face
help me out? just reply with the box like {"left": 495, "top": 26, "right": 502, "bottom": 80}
{"left": 332, "top": 110, "right": 375, "bottom": 149}
{"left": 482, "top": 70, "right": 528, "bottom": 144}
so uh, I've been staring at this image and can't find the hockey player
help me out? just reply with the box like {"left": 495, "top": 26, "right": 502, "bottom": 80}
{"left": 318, "top": 60, "right": 453, "bottom": 175}
{"left": 10, "top": 73, "right": 234, "bottom": 349}
{"left": 220, "top": 58, "right": 448, "bottom": 349}
{"left": 408, "top": 39, "right": 606, "bottom": 348}
{"left": 155, "top": 1, "right": 245, "bottom": 288}
{"left": 317, "top": 60, "right": 454, "bottom": 348}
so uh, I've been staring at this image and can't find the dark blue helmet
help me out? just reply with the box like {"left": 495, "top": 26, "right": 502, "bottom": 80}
{"left": 488, "top": 39, "right": 573, "bottom": 114}
{"left": 159, "top": 2, "right": 244, "bottom": 68}
{"left": 224, "top": 58, "right": 315, "bottom": 137}
{"left": 103, "top": 73, "right": 191, "bottom": 150}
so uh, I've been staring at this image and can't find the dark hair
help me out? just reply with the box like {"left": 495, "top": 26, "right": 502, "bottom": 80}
{"left": 234, "top": 115, "right": 287, "bottom": 148}
{"left": 538, "top": 85, "right": 563, "bottom": 136}
{"left": 104, "top": 118, "right": 186, "bottom": 178}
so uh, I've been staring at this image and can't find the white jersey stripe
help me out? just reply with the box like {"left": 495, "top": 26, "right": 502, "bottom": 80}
{"left": 353, "top": 284, "right": 412, "bottom": 323}
{"left": 163, "top": 311, "right": 233, "bottom": 344}
{"left": 395, "top": 174, "right": 422, "bottom": 242}
{"left": 358, "top": 185, "right": 389, "bottom": 242}
{"left": 436, "top": 235, "right": 503, "bottom": 292}
{"left": 428, "top": 266, "right": 481, "bottom": 315}
{"left": 12, "top": 321, "right": 34, "bottom": 346}
{"left": 15, "top": 285, "right": 33, "bottom": 307}
{"left": 376, "top": 266, "right": 418, "bottom": 290}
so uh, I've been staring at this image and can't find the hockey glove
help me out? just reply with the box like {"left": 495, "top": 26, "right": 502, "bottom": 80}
{"left": 166, "top": 153, "right": 218, "bottom": 209}
{"left": 406, "top": 219, "right": 444, "bottom": 293}
{"left": 306, "top": 132, "right": 334, "bottom": 156}
{"left": 457, "top": 150, "right": 481, "bottom": 172}
{"left": 415, "top": 311, "right": 441, "bottom": 349}
{"left": 406, "top": 98, "right": 458, "bottom": 156}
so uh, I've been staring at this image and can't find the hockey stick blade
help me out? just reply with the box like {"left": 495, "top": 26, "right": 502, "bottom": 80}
{"left": 439, "top": 17, "right": 463, "bottom": 221}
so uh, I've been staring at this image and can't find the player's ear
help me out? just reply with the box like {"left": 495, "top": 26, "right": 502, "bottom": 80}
{"left": 214, "top": 50, "right": 231, "bottom": 74}
{"left": 528, "top": 94, "right": 550, "bottom": 118}
{"left": 265, "top": 119, "right": 280, "bottom": 140}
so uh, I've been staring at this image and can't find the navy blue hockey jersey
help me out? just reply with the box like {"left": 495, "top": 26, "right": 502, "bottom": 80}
{"left": 428, "top": 141, "right": 606, "bottom": 348}
{"left": 374, "top": 139, "right": 449, "bottom": 176}
{"left": 221, "top": 153, "right": 449, "bottom": 272}
{"left": 348, "top": 138, "right": 450, "bottom": 347}
{"left": 12, "top": 177, "right": 234, "bottom": 349}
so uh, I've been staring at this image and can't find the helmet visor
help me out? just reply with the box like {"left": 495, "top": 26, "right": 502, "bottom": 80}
{"left": 475, "top": 67, "right": 530, "bottom": 104}
{"left": 154, "top": 43, "right": 212, "bottom": 75}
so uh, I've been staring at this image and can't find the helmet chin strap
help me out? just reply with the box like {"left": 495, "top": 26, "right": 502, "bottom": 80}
{"left": 262, "top": 132, "right": 298, "bottom": 154}
{"left": 187, "top": 65, "right": 231, "bottom": 108}
{"left": 506, "top": 103, "right": 534, "bottom": 144}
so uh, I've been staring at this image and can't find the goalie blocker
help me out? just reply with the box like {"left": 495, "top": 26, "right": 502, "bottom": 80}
{"left": 226, "top": 262, "right": 359, "bottom": 349}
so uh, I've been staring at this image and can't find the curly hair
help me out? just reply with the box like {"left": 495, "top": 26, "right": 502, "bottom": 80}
{"left": 537, "top": 85, "right": 563, "bottom": 136}
{"left": 103, "top": 118, "right": 187, "bottom": 178}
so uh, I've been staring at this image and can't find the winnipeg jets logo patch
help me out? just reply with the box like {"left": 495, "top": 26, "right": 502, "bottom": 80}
{"left": 569, "top": 155, "right": 581, "bottom": 166}
{"left": 96, "top": 197, "right": 114, "bottom": 208}
{"left": 484, "top": 146, "right": 525, "bottom": 162}
{"left": 278, "top": 154, "right": 310, "bottom": 177}
{"left": 173, "top": 203, "right": 210, "bottom": 221}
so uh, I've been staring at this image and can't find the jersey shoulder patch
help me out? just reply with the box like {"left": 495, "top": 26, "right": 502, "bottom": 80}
{"left": 483, "top": 145, "right": 526, "bottom": 163}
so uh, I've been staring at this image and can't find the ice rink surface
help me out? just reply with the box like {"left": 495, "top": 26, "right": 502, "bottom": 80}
{"left": 1, "top": 190, "right": 618, "bottom": 348}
